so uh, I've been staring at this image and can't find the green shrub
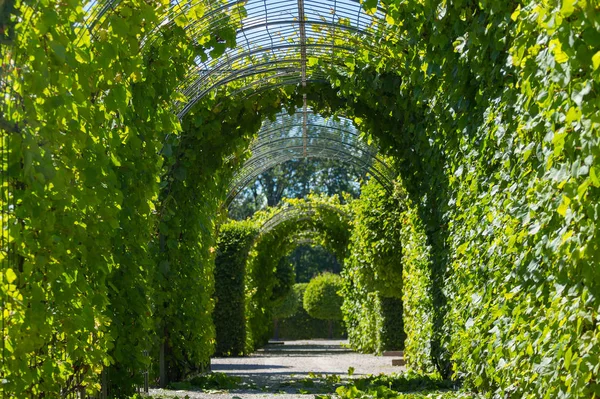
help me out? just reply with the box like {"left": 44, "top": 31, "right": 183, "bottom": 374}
{"left": 278, "top": 284, "right": 346, "bottom": 339}
{"left": 303, "top": 273, "right": 344, "bottom": 321}
{"left": 213, "top": 220, "right": 258, "bottom": 356}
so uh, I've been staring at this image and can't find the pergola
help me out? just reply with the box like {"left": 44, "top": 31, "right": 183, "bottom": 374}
{"left": 83, "top": 0, "right": 396, "bottom": 199}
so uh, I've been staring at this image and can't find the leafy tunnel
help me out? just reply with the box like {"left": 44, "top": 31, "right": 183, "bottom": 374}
{"left": 1, "top": 0, "right": 599, "bottom": 398}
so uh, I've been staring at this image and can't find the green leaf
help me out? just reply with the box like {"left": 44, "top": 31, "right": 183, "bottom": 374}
{"left": 110, "top": 153, "right": 122, "bottom": 167}
{"left": 557, "top": 195, "right": 571, "bottom": 217}
{"left": 175, "top": 14, "right": 188, "bottom": 28}
{"left": 510, "top": 5, "right": 521, "bottom": 21}
{"left": 592, "top": 51, "right": 600, "bottom": 71}
{"left": 590, "top": 166, "right": 600, "bottom": 187}
{"left": 5, "top": 268, "right": 16, "bottom": 283}
{"left": 564, "top": 347, "right": 573, "bottom": 369}
{"left": 50, "top": 42, "right": 66, "bottom": 62}
{"left": 560, "top": 0, "right": 575, "bottom": 17}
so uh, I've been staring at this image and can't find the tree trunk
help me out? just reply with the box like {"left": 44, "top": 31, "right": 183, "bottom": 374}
{"left": 159, "top": 339, "right": 166, "bottom": 388}
{"left": 328, "top": 320, "right": 333, "bottom": 339}
{"left": 273, "top": 318, "right": 279, "bottom": 341}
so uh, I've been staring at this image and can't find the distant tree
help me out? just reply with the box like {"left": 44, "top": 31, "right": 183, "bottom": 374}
{"left": 229, "top": 158, "right": 365, "bottom": 220}
{"left": 303, "top": 273, "right": 344, "bottom": 338}
{"left": 286, "top": 244, "right": 341, "bottom": 283}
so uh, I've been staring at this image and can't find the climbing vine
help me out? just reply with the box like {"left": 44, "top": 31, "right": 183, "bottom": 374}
{"left": 342, "top": 177, "right": 406, "bottom": 354}
{"left": 213, "top": 220, "right": 259, "bottom": 357}
{"left": 0, "top": 0, "right": 211, "bottom": 395}
{"left": 306, "top": 0, "right": 600, "bottom": 395}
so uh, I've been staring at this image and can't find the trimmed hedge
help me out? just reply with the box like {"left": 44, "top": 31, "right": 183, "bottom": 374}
{"left": 303, "top": 273, "right": 344, "bottom": 321}
{"left": 278, "top": 284, "right": 346, "bottom": 340}
{"left": 213, "top": 221, "right": 259, "bottom": 356}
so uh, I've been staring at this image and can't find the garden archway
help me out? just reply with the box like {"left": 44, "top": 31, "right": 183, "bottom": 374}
{"left": 3, "top": 1, "right": 599, "bottom": 398}
{"left": 245, "top": 196, "right": 352, "bottom": 348}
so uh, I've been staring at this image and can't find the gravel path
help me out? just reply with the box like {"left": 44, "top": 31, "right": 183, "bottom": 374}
{"left": 150, "top": 339, "right": 404, "bottom": 399}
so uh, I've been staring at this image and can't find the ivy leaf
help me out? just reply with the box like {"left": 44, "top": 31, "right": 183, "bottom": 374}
{"left": 110, "top": 153, "right": 122, "bottom": 167}
{"left": 564, "top": 347, "right": 573, "bottom": 369}
{"left": 590, "top": 166, "right": 600, "bottom": 187}
{"left": 571, "top": 81, "right": 591, "bottom": 107}
{"left": 50, "top": 42, "right": 66, "bottom": 62}
{"left": 550, "top": 39, "right": 569, "bottom": 64}
{"left": 557, "top": 196, "right": 571, "bottom": 217}
{"left": 175, "top": 14, "right": 188, "bottom": 28}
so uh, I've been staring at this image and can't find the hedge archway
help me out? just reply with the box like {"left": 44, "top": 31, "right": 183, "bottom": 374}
{"left": 2, "top": 1, "right": 599, "bottom": 397}
{"left": 244, "top": 195, "right": 352, "bottom": 349}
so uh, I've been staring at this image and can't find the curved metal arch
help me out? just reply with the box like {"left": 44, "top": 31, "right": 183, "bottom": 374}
{"left": 259, "top": 201, "right": 350, "bottom": 235}
{"left": 225, "top": 108, "right": 394, "bottom": 206}
{"left": 78, "top": 0, "right": 399, "bottom": 110}
{"left": 77, "top": 0, "right": 401, "bottom": 137}
{"left": 177, "top": 42, "right": 360, "bottom": 116}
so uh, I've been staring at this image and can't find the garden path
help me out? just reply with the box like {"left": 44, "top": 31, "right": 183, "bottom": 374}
{"left": 149, "top": 339, "right": 403, "bottom": 399}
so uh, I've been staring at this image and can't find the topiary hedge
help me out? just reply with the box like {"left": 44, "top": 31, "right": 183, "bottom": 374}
{"left": 303, "top": 273, "right": 344, "bottom": 338}
{"left": 278, "top": 284, "right": 346, "bottom": 340}
{"left": 303, "top": 272, "right": 344, "bottom": 321}
{"left": 213, "top": 220, "right": 259, "bottom": 356}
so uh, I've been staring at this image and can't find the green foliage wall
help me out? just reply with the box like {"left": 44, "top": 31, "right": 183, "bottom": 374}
{"left": 6, "top": 1, "right": 600, "bottom": 398}
{"left": 399, "top": 189, "right": 435, "bottom": 373}
{"left": 213, "top": 220, "right": 258, "bottom": 356}
{"left": 154, "top": 87, "right": 307, "bottom": 380}
{"left": 1, "top": 1, "right": 290, "bottom": 393}
{"left": 0, "top": 1, "right": 217, "bottom": 395}
{"left": 305, "top": 0, "right": 600, "bottom": 396}
{"left": 152, "top": 85, "right": 288, "bottom": 382}
{"left": 342, "top": 179, "right": 406, "bottom": 354}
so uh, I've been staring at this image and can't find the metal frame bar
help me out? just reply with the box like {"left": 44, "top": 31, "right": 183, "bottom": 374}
{"left": 224, "top": 108, "right": 395, "bottom": 206}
